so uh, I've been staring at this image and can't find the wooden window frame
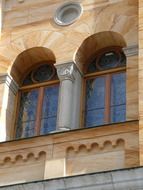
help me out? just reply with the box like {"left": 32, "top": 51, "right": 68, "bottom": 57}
{"left": 81, "top": 66, "right": 126, "bottom": 128}
{"left": 14, "top": 79, "right": 59, "bottom": 138}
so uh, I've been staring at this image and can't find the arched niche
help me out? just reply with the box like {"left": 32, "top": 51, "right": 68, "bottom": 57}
{"left": 10, "top": 47, "right": 56, "bottom": 85}
{"left": 74, "top": 31, "right": 127, "bottom": 71}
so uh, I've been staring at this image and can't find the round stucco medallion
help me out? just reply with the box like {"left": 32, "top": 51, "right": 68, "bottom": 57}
{"left": 54, "top": 2, "right": 83, "bottom": 26}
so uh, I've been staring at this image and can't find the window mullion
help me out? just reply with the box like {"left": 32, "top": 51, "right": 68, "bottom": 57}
{"left": 35, "top": 87, "right": 44, "bottom": 136}
{"left": 104, "top": 74, "right": 111, "bottom": 123}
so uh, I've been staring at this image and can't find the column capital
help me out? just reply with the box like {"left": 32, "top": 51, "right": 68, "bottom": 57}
{"left": 55, "top": 62, "right": 77, "bottom": 82}
{"left": 123, "top": 45, "right": 138, "bottom": 57}
{"left": 0, "top": 74, "right": 19, "bottom": 94}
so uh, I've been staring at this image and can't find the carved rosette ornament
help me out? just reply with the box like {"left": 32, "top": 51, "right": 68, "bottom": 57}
{"left": 56, "top": 62, "right": 76, "bottom": 82}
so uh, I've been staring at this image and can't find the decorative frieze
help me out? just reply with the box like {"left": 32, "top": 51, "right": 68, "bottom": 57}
{"left": 0, "top": 151, "right": 46, "bottom": 166}
{"left": 66, "top": 139, "right": 125, "bottom": 156}
{"left": 0, "top": 138, "right": 125, "bottom": 167}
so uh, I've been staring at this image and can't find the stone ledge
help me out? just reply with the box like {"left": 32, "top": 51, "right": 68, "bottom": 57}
{"left": 0, "top": 166, "right": 143, "bottom": 190}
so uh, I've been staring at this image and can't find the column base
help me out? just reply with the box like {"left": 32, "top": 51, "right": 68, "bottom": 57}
{"left": 49, "top": 127, "right": 70, "bottom": 134}
{"left": 58, "top": 127, "right": 70, "bottom": 131}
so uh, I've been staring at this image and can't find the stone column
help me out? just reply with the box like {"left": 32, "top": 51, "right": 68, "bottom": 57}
{"left": 55, "top": 62, "right": 82, "bottom": 131}
{"left": 0, "top": 74, "right": 18, "bottom": 142}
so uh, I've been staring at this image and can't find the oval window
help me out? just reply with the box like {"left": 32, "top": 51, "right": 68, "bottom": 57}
{"left": 54, "top": 2, "right": 82, "bottom": 26}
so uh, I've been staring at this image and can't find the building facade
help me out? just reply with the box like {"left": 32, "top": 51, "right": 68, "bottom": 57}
{"left": 0, "top": 0, "right": 142, "bottom": 189}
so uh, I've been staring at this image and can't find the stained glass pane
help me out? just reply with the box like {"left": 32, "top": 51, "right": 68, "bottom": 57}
{"left": 23, "top": 72, "right": 33, "bottom": 86}
{"left": 120, "top": 52, "right": 126, "bottom": 66}
{"left": 16, "top": 89, "right": 39, "bottom": 138}
{"left": 40, "top": 118, "right": 57, "bottom": 135}
{"left": 32, "top": 65, "right": 54, "bottom": 83}
{"left": 85, "top": 109, "right": 105, "bottom": 127}
{"left": 111, "top": 105, "right": 126, "bottom": 123}
{"left": 20, "top": 121, "right": 35, "bottom": 138}
{"left": 111, "top": 73, "right": 126, "bottom": 106}
{"left": 87, "top": 59, "right": 98, "bottom": 73}
{"left": 98, "top": 51, "right": 118, "bottom": 70}
{"left": 85, "top": 77, "right": 105, "bottom": 127}
{"left": 40, "top": 85, "right": 59, "bottom": 134}
{"left": 111, "top": 72, "right": 126, "bottom": 122}
{"left": 87, "top": 50, "right": 126, "bottom": 74}
{"left": 22, "top": 64, "right": 55, "bottom": 86}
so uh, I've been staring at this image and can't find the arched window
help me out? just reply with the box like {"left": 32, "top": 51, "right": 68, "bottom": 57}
{"left": 84, "top": 47, "right": 126, "bottom": 128}
{"left": 16, "top": 62, "right": 59, "bottom": 138}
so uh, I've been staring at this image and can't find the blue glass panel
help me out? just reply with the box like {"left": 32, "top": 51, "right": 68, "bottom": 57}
{"left": 85, "top": 109, "right": 105, "bottom": 127}
{"left": 16, "top": 89, "right": 38, "bottom": 138}
{"left": 21, "top": 121, "right": 35, "bottom": 138}
{"left": 40, "top": 117, "right": 57, "bottom": 135}
{"left": 111, "top": 73, "right": 126, "bottom": 106}
{"left": 86, "top": 77, "right": 105, "bottom": 109}
{"left": 85, "top": 77, "right": 105, "bottom": 127}
{"left": 111, "top": 105, "right": 126, "bottom": 123}
{"left": 40, "top": 85, "right": 59, "bottom": 134}
{"left": 111, "top": 72, "right": 126, "bottom": 122}
{"left": 42, "top": 85, "right": 59, "bottom": 117}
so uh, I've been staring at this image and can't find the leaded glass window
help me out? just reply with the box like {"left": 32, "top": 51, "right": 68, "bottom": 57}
{"left": 85, "top": 77, "right": 105, "bottom": 127}
{"left": 23, "top": 63, "right": 56, "bottom": 85}
{"left": 111, "top": 73, "right": 126, "bottom": 122}
{"left": 84, "top": 47, "right": 126, "bottom": 128}
{"left": 16, "top": 63, "right": 59, "bottom": 138}
{"left": 16, "top": 90, "right": 39, "bottom": 138}
{"left": 40, "top": 85, "right": 59, "bottom": 135}
{"left": 87, "top": 48, "right": 126, "bottom": 73}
